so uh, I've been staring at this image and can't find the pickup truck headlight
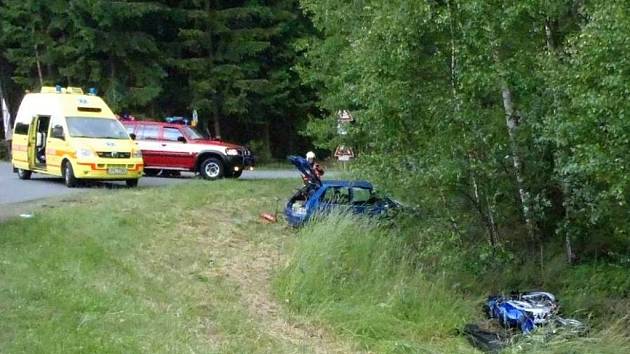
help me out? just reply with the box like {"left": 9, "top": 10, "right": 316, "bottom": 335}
{"left": 76, "top": 148, "right": 95, "bottom": 159}
{"left": 226, "top": 148, "right": 240, "bottom": 156}
{"left": 132, "top": 150, "right": 142, "bottom": 158}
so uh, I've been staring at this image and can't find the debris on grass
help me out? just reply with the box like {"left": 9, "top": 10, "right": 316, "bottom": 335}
{"left": 260, "top": 212, "right": 277, "bottom": 223}
{"left": 463, "top": 291, "right": 588, "bottom": 353}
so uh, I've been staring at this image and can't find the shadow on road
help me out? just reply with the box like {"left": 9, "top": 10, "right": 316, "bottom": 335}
{"left": 25, "top": 176, "right": 134, "bottom": 190}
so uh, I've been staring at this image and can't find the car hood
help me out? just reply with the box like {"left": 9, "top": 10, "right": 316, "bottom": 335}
{"left": 288, "top": 155, "right": 321, "bottom": 186}
{"left": 188, "top": 139, "right": 242, "bottom": 149}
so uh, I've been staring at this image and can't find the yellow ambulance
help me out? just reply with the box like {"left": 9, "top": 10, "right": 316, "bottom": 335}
{"left": 11, "top": 86, "right": 143, "bottom": 187}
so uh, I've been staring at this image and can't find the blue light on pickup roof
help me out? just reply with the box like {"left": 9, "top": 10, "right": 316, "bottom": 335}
{"left": 88, "top": 87, "right": 97, "bottom": 96}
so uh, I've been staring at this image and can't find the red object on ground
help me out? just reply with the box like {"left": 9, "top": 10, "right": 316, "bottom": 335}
{"left": 260, "top": 213, "right": 277, "bottom": 223}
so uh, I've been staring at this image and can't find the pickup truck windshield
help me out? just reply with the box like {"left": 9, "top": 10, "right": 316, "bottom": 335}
{"left": 181, "top": 126, "right": 207, "bottom": 140}
{"left": 66, "top": 117, "right": 130, "bottom": 139}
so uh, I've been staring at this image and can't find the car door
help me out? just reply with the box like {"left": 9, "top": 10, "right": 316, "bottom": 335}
{"left": 159, "top": 126, "right": 195, "bottom": 169}
{"left": 350, "top": 187, "right": 372, "bottom": 214}
{"left": 134, "top": 124, "right": 163, "bottom": 167}
{"left": 26, "top": 116, "right": 39, "bottom": 169}
{"left": 46, "top": 118, "right": 69, "bottom": 175}
{"left": 318, "top": 186, "right": 352, "bottom": 215}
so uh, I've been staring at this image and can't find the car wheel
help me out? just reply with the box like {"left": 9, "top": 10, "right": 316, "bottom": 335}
{"left": 17, "top": 168, "right": 32, "bottom": 180}
{"left": 63, "top": 161, "right": 78, "bottom": 188}
{"left": 125, "top": 179, "right": 139, "bottom": 187}
{"left": 200, "top": 158, "right": 223, "bottom": 180}
{"left": 144, "top": 168, "right": 159, "bottom": 177}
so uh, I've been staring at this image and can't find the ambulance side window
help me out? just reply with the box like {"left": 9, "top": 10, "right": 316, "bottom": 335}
{"left": 14, "top": 123, "right": 29, "bottom": 135}
{"left": 51, "top": 125, "right": 65, "bottom": 140}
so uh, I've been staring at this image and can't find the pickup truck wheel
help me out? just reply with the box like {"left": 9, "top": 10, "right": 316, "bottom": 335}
{"left": 200, "top": 158, "right": 223, "bottom": 180}
{"left": 125, "top": 179, "right": 139, "bottom": 187}
{"left": 229, "top": 170, "right": 243, "bottom": 178}
{"left": 17, "top": 168, "right": 32, "bottom": 180}
{"left": 63, "top": 161, "right": 78, "bottom": 188}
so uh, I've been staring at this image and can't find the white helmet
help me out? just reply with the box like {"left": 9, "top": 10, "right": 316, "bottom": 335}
{"left": 306, "top": 151, "right": 316, "bottom": 161}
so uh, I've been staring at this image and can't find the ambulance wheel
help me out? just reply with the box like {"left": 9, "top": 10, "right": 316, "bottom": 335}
{"left": 63, "top": 161, "right": 78, "bottom": 188}
{"left": 17, "top": 168, "right": 32, "bottom": 180}
{"left": 125, "top": 179, "right": 139, "bottom": 187}
{"left": 200, "top": 158, "right": 223, "bottom": 180}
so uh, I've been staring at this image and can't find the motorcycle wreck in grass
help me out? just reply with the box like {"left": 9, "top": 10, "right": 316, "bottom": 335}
{"left": 284, "top": 155, "right": 400, "bottom": 227}
{"left": 463, "top": 291, "right": 588, "bottom": 353}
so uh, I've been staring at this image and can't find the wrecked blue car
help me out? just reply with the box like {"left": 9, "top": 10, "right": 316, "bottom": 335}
{"left": 284, "top": 156, "right": 398, "bottom": 227}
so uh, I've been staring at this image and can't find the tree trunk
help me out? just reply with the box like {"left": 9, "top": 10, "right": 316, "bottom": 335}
{"left": 206, "top": 0, "right": 221, "bottom": 139}
{"left": 109, "top": 58, "right": 117, "bottom": 108}
{"left": 262, "top": 121, "right": 272, "bottom": 160}
{"left": 212, "top": 100, "right": 221, "bottom": 139}
{"left": 286, "top": 118, "right": 294, "bottom": 155}
{"left": 498, "top": 79, "right": 537, "bottom": 241}
{"left": 448, "top": 0, "right": 492, "bottom": 246}
{"left": 545, "top": 18, "right": 574, "bottom": 264}
{"left": 34, "top": 45, "right": 44, "bottom": 88}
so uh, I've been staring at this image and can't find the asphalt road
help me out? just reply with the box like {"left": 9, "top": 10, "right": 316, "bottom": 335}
{"left": 0, "top": 161, "right": 303, "bottom": 206}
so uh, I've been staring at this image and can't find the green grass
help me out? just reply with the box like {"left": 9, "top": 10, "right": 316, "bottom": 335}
{"left": 1, "top": 179, "right": 627, "bottom": 353}
{"left": 0, "top": 179, "right": 340, "bottom": 353}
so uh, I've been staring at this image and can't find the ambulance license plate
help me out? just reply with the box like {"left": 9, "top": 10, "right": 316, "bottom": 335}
{"left": 108, "top": 167, "right": 127, "bottom": 175}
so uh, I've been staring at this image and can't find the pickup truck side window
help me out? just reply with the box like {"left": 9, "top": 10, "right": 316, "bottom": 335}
{"left": 163, "top": 127, "right": 185, "bottom": 142}
{"left": 137, "top": 125, "right": 160, "bottom": 140}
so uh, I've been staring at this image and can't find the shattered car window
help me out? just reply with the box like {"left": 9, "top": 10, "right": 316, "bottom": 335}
{"left": 351, "top": 187, "right": 372, "bottom": 204}
{"left": 321, "top": 187, "right": 351, "bottom": 204}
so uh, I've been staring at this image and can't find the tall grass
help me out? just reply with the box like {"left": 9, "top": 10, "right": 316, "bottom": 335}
{"left": 275, "top": 214, "right": 478, "bottom": 353}
{"left": 275, "top": 214, "right": 630, "bottom": 353}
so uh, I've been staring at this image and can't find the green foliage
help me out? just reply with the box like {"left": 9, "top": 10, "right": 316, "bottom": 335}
{"left": 298, "top": 0, "right": 629, "bottom": 263}
{"left": 544, "top": 1, "right": 630, "bottom": 258}
{"left": 0, "top": 0, "right": 166, "bottom": 112}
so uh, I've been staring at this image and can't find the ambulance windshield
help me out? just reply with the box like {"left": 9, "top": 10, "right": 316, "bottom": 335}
{"left": 66, "top": 117, "right": 130, "bottom": 139}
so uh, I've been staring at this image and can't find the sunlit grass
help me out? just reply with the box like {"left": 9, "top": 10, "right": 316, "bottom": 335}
{"left": 0, "top": 179, "right": 306, "bottom": 353}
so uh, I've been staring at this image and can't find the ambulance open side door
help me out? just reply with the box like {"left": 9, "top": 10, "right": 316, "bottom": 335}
{"left": 26, "top": 116, "right": 39, "bottom": 169}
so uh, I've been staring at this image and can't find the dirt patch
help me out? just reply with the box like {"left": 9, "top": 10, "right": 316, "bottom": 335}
{"left": 223, "top": 240, "right": 358, "bottom": 353}
{"left": 186, "top": 212, "right": 364, "bottom": 353}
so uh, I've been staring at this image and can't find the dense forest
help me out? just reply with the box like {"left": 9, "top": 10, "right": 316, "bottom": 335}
{"left": 0, "top": 0, "right": 317, "bottom": 160}
{"left": 1, "top": 1, "right": 628, "bottom": 268}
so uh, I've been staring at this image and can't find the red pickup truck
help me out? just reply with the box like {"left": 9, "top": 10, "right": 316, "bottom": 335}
{"left": 122, "top": 120, "right": 254, "bottom": 179}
